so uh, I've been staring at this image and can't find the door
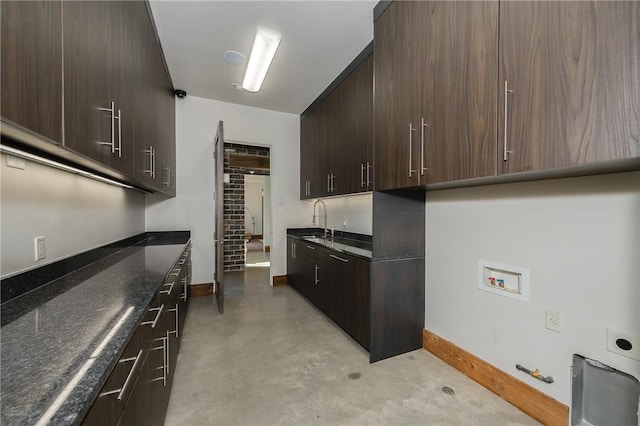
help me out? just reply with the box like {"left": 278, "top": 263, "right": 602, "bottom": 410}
{"left": 214, "top": 121, "right": 225, "bottom": 314}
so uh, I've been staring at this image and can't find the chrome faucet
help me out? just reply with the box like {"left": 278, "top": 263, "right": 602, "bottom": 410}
{"left": 312, "top": 199, "right": 328, "bottom": 239}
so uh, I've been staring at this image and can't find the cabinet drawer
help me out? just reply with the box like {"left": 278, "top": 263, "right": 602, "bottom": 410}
{"left": 83, "top": 341, "right": 145, "bottom": 425}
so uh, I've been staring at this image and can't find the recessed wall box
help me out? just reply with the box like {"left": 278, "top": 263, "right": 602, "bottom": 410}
{"left": 478, "top": 261, "right": 529, "bottom": 302}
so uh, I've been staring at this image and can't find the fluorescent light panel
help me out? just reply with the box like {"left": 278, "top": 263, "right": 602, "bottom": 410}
{"left": 242, "top": 27, "right": 281, "bottom": 93}
{"left": 0, "top": 144, "right": 136, "bottom": 190}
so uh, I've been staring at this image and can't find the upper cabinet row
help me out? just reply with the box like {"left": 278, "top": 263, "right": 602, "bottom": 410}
{"left": 300, "top": 54, "right": 373, "bottom": 199}
{"left": 375, "top": 0, "right": 639, "bottom": 191}
{"left": 1, "top": 0, "right": 176, "bottom": 195}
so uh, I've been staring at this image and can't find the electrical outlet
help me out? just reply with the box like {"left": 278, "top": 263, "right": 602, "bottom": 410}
{"left": 34, "top": 236, "right": 46, "bottom": 261}
{"left": 545, "top": 309, "right": 561, "bottom": 333}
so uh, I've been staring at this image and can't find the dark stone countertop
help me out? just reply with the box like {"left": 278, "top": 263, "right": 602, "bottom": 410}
{"left": 0, "top": 237, "right": 189, "bottom": 426}
{"left": 287, "top": 227, "right": 372, "bottom": 259}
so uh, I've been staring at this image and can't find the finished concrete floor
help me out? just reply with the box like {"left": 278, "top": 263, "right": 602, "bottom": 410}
{"left": 165, "top": 266, "right": 538, "bottom": 426}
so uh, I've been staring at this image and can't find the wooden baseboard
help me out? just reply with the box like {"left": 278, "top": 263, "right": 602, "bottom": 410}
{"left": 264, "top": 245, "right": 270, "bottom": 252}
{"left": 423, "top": 329, "right": 568, "bottom": 426}
{"left": 190, "top": 282, "right": 213, "bottom": 297}
{"left": 272, "top": 275, "right": 287, "bottom": 287}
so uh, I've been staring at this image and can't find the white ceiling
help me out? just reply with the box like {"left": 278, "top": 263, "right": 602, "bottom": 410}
{"left": 149, "top": 1, "right": 377, "bottom": 115}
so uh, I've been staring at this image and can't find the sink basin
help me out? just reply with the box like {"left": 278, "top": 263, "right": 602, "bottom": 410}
{"left": 303, "top": 236, "right": 325, "bottom": 244}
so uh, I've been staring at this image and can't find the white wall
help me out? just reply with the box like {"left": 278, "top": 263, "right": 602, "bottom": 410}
{"left": 301, "top": 192, "right": 373, "bottom": 236}
{"left": 425, "top": 171, "right": 640, "bottom": 404}
{"left": 0, "top": 153, "right": 145, "bottom": 278}
{"left": 244, "top": 175, "right": 267, "bottom": 236}
{"left": 145, "top": 96, "right": 311, "bottom": 284}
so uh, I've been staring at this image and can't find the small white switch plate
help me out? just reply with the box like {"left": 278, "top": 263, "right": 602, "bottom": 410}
{"left": 6, "top": 155, "right": 26, "bottom": 170}
{"left": 34, "top": 236, "right": 46, "bottom": 261}
{"left": 606, "top": 329, "right": 640, "bottom": 361}
{"left": 545, "top": 309, "right": 561, "bottom": 333}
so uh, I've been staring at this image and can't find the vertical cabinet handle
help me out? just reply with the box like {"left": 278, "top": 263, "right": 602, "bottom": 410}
{"left": 98, "top": 101, "right": 116, "bottom": 154}
{"left": 314, "top": 264, "right": 319, "bottom": 285}
{"left": 421, "top": 117, "right": 427, "bottom": 175}
{"left": 361, "top": 164, "right": 365, "bottom": 187}
{"left": 409, "top": 122, "right": 416, "bottom": 178}
{"left": 151, "top": 337, "right": 167, "bottom": 386}
{"left": 503, "top": 80, "right": 513, "bottom": 161}
{"left": 164, "top": 166, "right": 171, "bottom": 187}
{"left": 144, "top": 146, "right": 155, "bottom": 177}
{"left": 181, "top": 277, "right": 188, "bottom": 301}
{"left": 327, "top": 174, "right": 330, "bottom": 192}
{"left": 168, "top": 304, "right": 179, "bottom": 338}
{"left": 115, "top": 109, "right": 122, "bottom": 158}
{"left": 366, "top": 162, "right": 371, "bottom": 187}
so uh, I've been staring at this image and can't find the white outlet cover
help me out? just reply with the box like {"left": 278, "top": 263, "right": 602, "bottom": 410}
{"left": 34, "top": 236, "right": 46, "bottom": 261}
{"left": 545, "top": 309, "right": 561, "bottom": 333}
{"left": 606, "top": 329, "right": 640, "bottom": 361}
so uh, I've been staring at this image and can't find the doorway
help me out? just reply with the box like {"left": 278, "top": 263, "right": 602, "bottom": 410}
{"left": 244, "top": 174, "right": 270, "bottom": 269}
{"left": 222, "top": 142, "right": 270, "bottom": 272}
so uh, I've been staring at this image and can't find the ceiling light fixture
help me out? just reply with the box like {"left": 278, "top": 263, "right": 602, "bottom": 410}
{"left": 242, "top": 27, "right": 281, "bottom": 93}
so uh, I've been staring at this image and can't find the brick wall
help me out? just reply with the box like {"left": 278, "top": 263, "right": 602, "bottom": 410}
{"left": 223, "top": 143, "right": 270, "bottom": 271}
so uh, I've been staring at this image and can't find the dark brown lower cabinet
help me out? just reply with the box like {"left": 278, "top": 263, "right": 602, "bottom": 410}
{"left": 83, "top": 246, "right": 191, "bottom": 426}
{"left": 287, "top": 237, "right": 371, "bottom": 352}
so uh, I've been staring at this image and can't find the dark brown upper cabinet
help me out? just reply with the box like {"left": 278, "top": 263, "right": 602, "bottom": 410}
{"left": 1, "top": 1, "right": 63, "bottom": 145}
{"left": 63, "top": 1, "right": 116, "bottom": 168}
{"left": 375, "top": 1, "right": 638, "bottom": 191}
{"left": 499, "top": 1, "right": 640, "bottom": 174}
{"left": 2, "top": 0, "right": 175, "bottom": 195}
{"left": 300, "top": 52, "right": 373, "bottom": 199}
{"left": 374, "top": 1, "right": 498, "bottom": 191}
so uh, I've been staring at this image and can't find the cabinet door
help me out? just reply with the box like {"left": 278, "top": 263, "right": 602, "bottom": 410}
{"left": 107, "top": 0, "right": 138, "bottom": 177}
{"left": 374, "top": 1, "right": 422, "bottom": 190}
{"left": 425, "top": 1, "right": 498, "bottom": 183}
{"left": 344, "top": 55, "right": 374, "bottom": 194}
{"left": 133, "top": 4, "right": 158, "bottom": 187}
{"left": 304, "top": 244, "right": 322, "bottom": 306}
{"left": 1, "top": 1, "right": 62, "bottom": 144}
{"left": 324, "top": 251, "right": 351, "bottom": 328}
{"left": 499, "top": 1, "right": 640, "bottom": 174}
{"left": 63, "top": 1, "right": 115, "bottom": 166}
{"left": 300, "top": 117, "right": 311, "bottom": 199}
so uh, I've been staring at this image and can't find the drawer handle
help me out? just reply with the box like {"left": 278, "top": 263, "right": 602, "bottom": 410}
{"left": 141, "top": 304, "right": 164, "bottom": 329}
{"left": 99, "top": 349, "right": 144, "bottom": 400}
{"left": 330, "top": 254, "right": 349, "bottom": 263}
{"left": 160, "top": 282, "right": 174, "bottom": 295}
{"left": 150, "top": 337, "right": 167, "bottom": 386}
{"left": 168, "top": 304, "right": 179, "bottom": 338}
{"left": 306, "top": 245, "right": 316, "bottom": 250}
{"left": 170, "top": 268, "right": 181, "bottom": 276}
